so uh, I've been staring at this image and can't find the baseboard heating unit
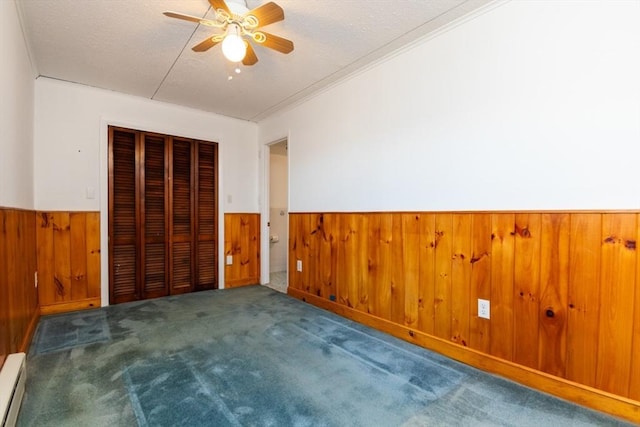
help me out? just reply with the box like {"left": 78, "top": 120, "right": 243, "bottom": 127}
{"left": 0, "top": 353, "right": 26, "bottom": 427}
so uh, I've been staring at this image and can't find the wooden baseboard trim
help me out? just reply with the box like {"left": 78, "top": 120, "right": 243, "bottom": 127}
{"left": 287, "top": 287, "right": 640, "bottom": 424}
{"left": 40, "top": 297, "right": 101, "bottom": 315}
{"left": 18, "top": 304, "right": 40, "bottom": 353}
{"left": 225, "top": 278, "right": 260, "bottom": 288}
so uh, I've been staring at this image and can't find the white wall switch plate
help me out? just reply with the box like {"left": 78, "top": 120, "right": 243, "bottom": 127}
{"left": 226, "top": 255, "right": 233, "bottom": 265}
{"left": 478, "top": 299, "right": 490, "bottom": 319}
{"left": 86, "top": 186, "right": 95, "bottom": 199}
{"left": 296, "top": 259, "right": 302, "bottom": 272}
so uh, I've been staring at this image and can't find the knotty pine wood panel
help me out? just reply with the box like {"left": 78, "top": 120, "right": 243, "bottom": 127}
{"left": 307, "top": 213, "right": 326, "bottom": 299}
{"left": 36, "top": 213, "right": 54, "bottom": 305}
{"left": 224, "top": 213, "right": 260, "bottom": 288}
{"left": 469, "top": 213, "right": 492, "bottom": 353}
{"left": 85, "top": 214, "right": 101, "bottom": 299}
{"left": 300, "top": 213, "right": 313, "bottom": 294}
{"left": 53, "top": 212, "right": 72, "bottom": 303}
{"left": 319, "top": 214, "right": 337, "bottom": 301}
{"left": 70, "top": 213, "right": 88, "bottom": 301}
{"left": 566, "top": 213, "right": 601, "bottom": 388}
{"left": 451, "top": 214, "right": 472, "bottom": 347}
{"left": 596, "top": 213, "right": 636, "bottom": 396}
{"left": 368, "top": 213, "right": 393, "bottom": 318}
{"left": 288, "top": 211, "right": 640, "bottom": 405}
{"left": 417, "top": 213, "right": 436, "bottom": 335}
{"left": 297, "top": 212, "right": 337, "bottom": 300}
{"left": 0, "top": 208, "right": 38, "bottom": 358}
{"left": 36, "top": 212, "right": 101, "bottom": 314}
{"left": 333, "top": 214, "right": 347, "bottom": 305}
{"left": 311, "top": 213, "right": 323, "bottom": 297}
{"left": 513, "top": 213, "right": 541, "bottom": 369}
{"left": 339, "top": 214, "right": 369, "bottom": 312}
{"left": 538, "top": 213, "right": 570, "bottom": 377}
{"left": 389, "top": 215, "right": 406, "bottom": 325}
{"left": 402, "top": 214, "right": 420, "bottom": 328}
{"left": 490, "top": 213, "right": 515, "bottom": 361}
{"left": 433, "top": 214, "right": 452, "bottom": 339}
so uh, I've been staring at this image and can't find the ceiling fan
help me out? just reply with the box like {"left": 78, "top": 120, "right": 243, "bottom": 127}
{"left": 164, "top": 0, "right": 294, "bottom": 66}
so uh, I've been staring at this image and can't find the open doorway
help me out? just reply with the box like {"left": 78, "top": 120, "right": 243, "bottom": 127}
{"left": 264, "top": 140, "right": 288, "bottom": 293}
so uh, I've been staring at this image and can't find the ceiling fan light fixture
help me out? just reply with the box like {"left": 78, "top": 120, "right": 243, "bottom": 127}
{"left": 221, "top": 24, "right": 246, "bottom": 62}
{"left": 164, "top": 0, "right": 292, "bottom": 66}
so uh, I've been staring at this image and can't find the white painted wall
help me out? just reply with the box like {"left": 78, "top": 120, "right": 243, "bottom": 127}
{"left": 1, "top": 0, "right": 35, "bottom": 209}
{"left": 259, "top": 0, "right": 640, "bottom": 212}
{"left": 269, "top": 153, "right": 288, "bottom": 273}
{"left": 34, "top": 77, "right": 258, "bottom": 212}
{"left": 34, "top": 77, "right": 259, "bottom": 303}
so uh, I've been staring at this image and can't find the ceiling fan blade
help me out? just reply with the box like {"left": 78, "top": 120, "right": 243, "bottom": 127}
{"left": 163, "top": 11, "right": 205, "bottom": 24}
{"left": 164, "top": 11, "right": 225, "bottom": 28}
{"left": 242, "top": 42, "right": 258, "bottom": 66}
{"left": 192, "top": 37, "right": 220, "bottom": 52}
{"left": 245, "top": 2, "right": 284, "bottom": 28}
{"left": 258, "top": 32, "right": 294, "bottom": 54}
{"left": 209, "top": 0, "right": 230, "bottom": 14}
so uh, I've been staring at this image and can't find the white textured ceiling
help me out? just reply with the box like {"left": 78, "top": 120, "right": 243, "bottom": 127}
{"left": 17, "top": 0, "right": 490, "bottom": 122}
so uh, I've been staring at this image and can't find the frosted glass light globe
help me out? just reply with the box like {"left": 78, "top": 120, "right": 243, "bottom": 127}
{"left": 222, "top": 32, "right": 246, "bottom": 62}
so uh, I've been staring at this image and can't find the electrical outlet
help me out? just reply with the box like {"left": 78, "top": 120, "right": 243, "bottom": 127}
{"left": 226, "top": 255, "right": 233, "bottom": 265}
{"left": 478, "top": 299, "right": 490, "bottom": 319}
{"left": 296, "top": 259, "right": 302, "bottom": 272}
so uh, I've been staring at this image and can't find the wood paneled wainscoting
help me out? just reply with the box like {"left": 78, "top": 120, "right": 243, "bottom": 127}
{"left": 224, "top": 213, "right": 260, "bottom": 288}
{"left": 33, "top": 211, "right": 261, "bottom": 312}
{"left": 288, "top": 212, "right": 640, "bottom": 423}
{"left": 0, "top": 208, "right": 38, "bottom": 364}
{"left": 36, "top": 212, "right": 101, "bottom": 315}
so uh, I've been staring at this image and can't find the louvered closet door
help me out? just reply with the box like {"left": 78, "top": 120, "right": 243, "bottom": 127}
{"left": 109, "top": 128, "right": 140, "bottom": 303}
{"left": 109, "top": 127, "right": 218, "bottom": 303}
{"left": 141, "top": 134, "right": 169, "bottom": 299}
{"left": 170, "top": 138, "right": 194, "bottom": 294}
{"left": 195, "top": 142, "right": 218, "bottom": 290}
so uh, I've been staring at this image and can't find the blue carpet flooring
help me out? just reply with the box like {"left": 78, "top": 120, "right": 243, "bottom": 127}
{"left": 17, "top": 286, "right": 632, "bottom": 426}
{"left": 31, "top": 309, "right": 111, "bottom": 355}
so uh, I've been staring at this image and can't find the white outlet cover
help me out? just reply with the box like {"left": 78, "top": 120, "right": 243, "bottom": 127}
{"left": 296, "top": 259, "right": 302, "bottom": 272}
{"left": 478, "top": 299, "right": 490, "bottom": 319}
{"left": 226, "top": 255, "right": 233, "bottom": 265}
